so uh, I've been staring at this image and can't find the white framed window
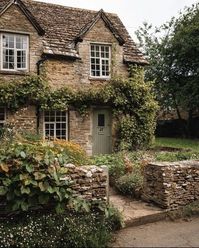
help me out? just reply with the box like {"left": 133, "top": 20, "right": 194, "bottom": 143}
{"left": 44, "top": 111, "right": 68, "bottom": 140}
{"left": 90, "top": 44, "right": 111, "bottom": 78}
{"left": 0, "top": 107, "right": 5, "bottom": 128}
{"left": 1, "top": 33, "right": 28, "bottom": 71}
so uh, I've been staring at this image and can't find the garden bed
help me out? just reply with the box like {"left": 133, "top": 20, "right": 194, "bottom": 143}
{"left": 93, "top": 137, "right": 199, "bottom": 199}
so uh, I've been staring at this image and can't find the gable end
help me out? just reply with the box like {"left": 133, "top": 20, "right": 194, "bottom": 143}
{"left": 0, "top": 0, "right": 45, "bottom": 35}
{"left": 74, "top": 9, "right": 125, "bottom": 46}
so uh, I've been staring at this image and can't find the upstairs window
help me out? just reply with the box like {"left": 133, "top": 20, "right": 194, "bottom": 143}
{"left": 1, "top": 33, "right": 28, "bottom": 71}
{"left": 90, "top": 44, "right": 111, "bottom": 78}
{"left": 44, "top": 111, "right": 68, "bottom": 140}
{"left": 0, "top": 107, "right": 5, "bottom": 128}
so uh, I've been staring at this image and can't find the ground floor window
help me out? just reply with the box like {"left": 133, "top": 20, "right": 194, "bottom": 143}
{"left": 44, "top": 110, "right": 68, "bottom": 140}
{"left": 0, "top": 107, "right": 5, "bottom": 128}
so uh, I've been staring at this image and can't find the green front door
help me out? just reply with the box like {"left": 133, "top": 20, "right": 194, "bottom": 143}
{"left": 93, "top": 109, "right": 112, "bottom": 155}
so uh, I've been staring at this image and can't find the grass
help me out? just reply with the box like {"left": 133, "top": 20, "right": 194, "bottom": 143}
{"left": 154, "top": 137, "right": 199, "bottom": 151}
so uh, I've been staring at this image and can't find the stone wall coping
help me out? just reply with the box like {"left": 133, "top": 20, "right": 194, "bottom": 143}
{"left": 148, "top": 160, "right": 199, "bottom": 168}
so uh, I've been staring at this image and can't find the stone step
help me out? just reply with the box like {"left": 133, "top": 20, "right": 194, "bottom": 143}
{"left": 124, "top": 210, "right": 168, "bottom": 228}
{"left": 109, "top": 193, "right": 168, "bottom": 228}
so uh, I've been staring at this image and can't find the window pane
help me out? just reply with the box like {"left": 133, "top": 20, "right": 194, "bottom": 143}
{"left": 90, "top": 44, "right": 110, "bottom": 78}
{"left": 16, "top": 37, "right": 22, "bottom": 49}
{"left": 98, "top": 114, "right": 105, "bottom": 127}
{"left": 2, "top": 34, "right": 28, "bottom": 70}
{"left": 8, "top": 36, "right": 14, "bottom": 48}
{"left": 3, "top": 49, "right": 14, "bottom": 69}
{"left": 44, "top": 111, "right": 67, "bottom": 140}
{"left": 2, "top": 35, "right": 8, "bottom": 47}
{"left": 45, "top": 123, "right": 55, "bottom": 139}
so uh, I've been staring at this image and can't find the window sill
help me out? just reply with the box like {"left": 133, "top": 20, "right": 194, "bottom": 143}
{"left": 89, "top": 77, "right": 111, "bottom": 81}
{"left": 0, "top": 70, "right": 29, "bottom": 76}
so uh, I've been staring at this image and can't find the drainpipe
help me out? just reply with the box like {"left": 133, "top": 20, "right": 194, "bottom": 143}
{"left": 36, "top": 56, "right": 47, "bottom": 75}
{"left": 36, "top": 56, "right": 47, "bottom": 134}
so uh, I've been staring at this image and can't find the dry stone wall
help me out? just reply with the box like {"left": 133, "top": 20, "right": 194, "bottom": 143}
{"left": 143, "top": 160, "right": 199, "bottom": 209}
{"left": 64, "top": 164, "right": 108, "bottom": 202}
{"left": 0, "top": 164, "right": 108, "bottom": 216}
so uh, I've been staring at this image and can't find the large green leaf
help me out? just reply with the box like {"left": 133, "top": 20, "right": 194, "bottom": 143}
{"left": 20, "top": 201, "right": 29, "bottom": 211}
{"left": 2, "top": 178, "right": 11, "bottom": 186}
{"left": 0, "top": 186, "right": 8, "bottom": 196}
{"left": 34, "top": 172, "right": 46, "bottom": 180}
{"left": 25, "top": 163, "right": 33, "bottom": 173}
{"left": 21, "top": 186, "right": 31, "bottom": 195}
{"left": 20, "top": 151, "right": 26, "bottom": 159}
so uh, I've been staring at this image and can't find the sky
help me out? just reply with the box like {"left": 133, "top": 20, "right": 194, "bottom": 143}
{"left": 35, "top": 0, "right": 198, "bottom": 40}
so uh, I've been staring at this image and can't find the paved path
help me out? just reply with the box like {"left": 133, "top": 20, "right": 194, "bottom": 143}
{"left": 111, "top": 217, "right": 199, "bottom": 247}
{"left": 109, "top": 188, "right": 166, "bottom": 227}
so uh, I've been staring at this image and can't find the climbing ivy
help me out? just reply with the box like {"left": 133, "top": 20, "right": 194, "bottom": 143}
{"left": 0, "top": 67, "right": 158, "bottom": 150}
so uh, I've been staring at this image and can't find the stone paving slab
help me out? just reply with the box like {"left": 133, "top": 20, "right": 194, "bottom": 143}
{"left": 110, "top": 190, "right": 167, "bottom": 227}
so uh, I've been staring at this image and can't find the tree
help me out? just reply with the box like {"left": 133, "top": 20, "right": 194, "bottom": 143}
{"left": 135, "top": 3, "right": 199, "bottom": 136}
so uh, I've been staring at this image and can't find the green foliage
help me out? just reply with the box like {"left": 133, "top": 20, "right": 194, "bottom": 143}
{"left": 154, "top": 150, "right": 199, "bottom": 162}
{"left": 0, "top": 67, "right": 158, "bottom": 150}
{"left": 115, "top": 173, "right": 143, "bottom": 198}
{"left": 93, "top": 152, "right": 144, "bottom": 197}
{"left": 152, "top": 137, "right": 199, "bottom": 161}
{"left": 0, "top": 139, "right": 91, "bottom": 213}
{"left": 0, "top": 210, "right": 115, "bottom": 248}
{"left": 136, "top": 3, "right": 199, "bottom": 136}
{"left": 0, "top": 76, "right": 49, "bottom": 110}
{"left": 106, "top": 67, "right": 158, "bottom": 150}
{"left": 92, "top": 153, "right": 126, "bottom": 180}
{"left": 105, "top": 205, "right": 124, "bottom": 231}
{"left": 154, "top": 137, "right": 199, "bottom": 152}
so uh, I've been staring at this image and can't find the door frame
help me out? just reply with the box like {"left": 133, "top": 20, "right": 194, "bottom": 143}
{"left": 92, "top": 107, "right": 112, "bottom": 155}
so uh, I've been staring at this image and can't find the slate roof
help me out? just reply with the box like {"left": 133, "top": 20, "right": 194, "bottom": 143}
{"left": 0, "top": 0, "right": 148, "bottom": 64}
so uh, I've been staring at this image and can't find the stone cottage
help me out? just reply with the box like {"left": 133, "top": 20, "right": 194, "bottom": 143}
{"left": 0, "top": 0, "right": 147, "bottom": 155}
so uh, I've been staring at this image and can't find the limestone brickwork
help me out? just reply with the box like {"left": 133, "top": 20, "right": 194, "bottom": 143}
{"left": 0, "top": 3, "right": 130, "bottom": 154}
{"left": 68, "top": 110, "right": 92, "bottom": 156}
{"left": 44, "top": 18, "right": 128, "bottom": 89}
{"left": 143, "top": 161, "right": 199, "bottom": 209}
{"left": 63, "top": 164, "right": 108, "bottom": 202}
{"left": 0, "top": 164, "right": 108, "bottom": 214}
{"left": 7, "top": 105, "right": 37, "bottom": 134}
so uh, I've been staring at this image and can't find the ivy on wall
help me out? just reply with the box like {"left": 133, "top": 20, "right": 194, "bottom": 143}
{"left": 0, "top": 67, "right": 158, "bottom": 150}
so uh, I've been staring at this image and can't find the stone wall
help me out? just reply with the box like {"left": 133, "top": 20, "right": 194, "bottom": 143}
{"left": 64, "top": 164, "right": 109, "bottom": 202}
{"left": 143, "top": 161, "right": 199, "bottom": 209}
{"left": 7, "top": 105, "right": 37, "bottom": 133}
{"left": 0, "top": 165, "right": 109, "bottom": 215}
{"left": 44, "top": 18, "right": 129, "bottom": 88}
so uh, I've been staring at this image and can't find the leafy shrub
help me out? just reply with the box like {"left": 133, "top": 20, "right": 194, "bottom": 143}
{"left": 22, "top": 132, "right": 42, "bottom": 142}
{"left": 0, "top": 210, "right": 114, "bottom": 248}
{"left": 92, "top": 153, "right": 126, "bottom": 182}
{"left": 105, "top": 205, "right": 124, "bottom": 231}
{"left": 110, "top": 67, "right": 158, "bottom": 150}
{"left": 53, "top": 140, "right": 90, "bottom": 165}
{"left": 115, "top": 173, "right": 143, "bottom": 198}
{"left": 0, "top": 139, "right": 90, "bottom": 213}
{"left": 0, "top": 68, "right": 158, "bottom": 151}
{"left": 155, "top": 151, "right": 199, "bottom": 162}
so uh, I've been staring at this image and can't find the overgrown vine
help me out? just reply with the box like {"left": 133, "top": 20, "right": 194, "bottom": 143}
{"left": 0, "top": 67, "right": 158, "bottom": 150}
